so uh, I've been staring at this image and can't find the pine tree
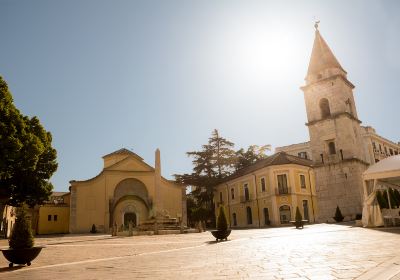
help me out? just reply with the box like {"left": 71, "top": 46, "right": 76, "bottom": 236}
{"left": 334, "top": 206, "right": 344, "bottom": 222}
{"left": 216, "top": 205, "right": 228, "bottom": 231}
{"left": 9, "top": 208, "right": 34, "bottom": 249}
{"left": 295, "top": 207, "right": 303, "bottom": 222}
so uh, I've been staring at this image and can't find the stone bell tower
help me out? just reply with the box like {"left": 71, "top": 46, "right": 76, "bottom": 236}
{"left": 301, "top": 23, "right": 369, "bottom": 222}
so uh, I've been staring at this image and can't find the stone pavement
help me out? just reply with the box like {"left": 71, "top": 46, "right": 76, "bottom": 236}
{"left": 1, "top": 223, "right": 400, "bottom": 279}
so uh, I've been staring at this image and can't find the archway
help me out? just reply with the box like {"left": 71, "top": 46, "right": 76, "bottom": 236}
{"left": 279, "top": 205, "right": 291, "bottom": 224}
{"left": 124, "top": 212, "right": 137, "bottom": 229}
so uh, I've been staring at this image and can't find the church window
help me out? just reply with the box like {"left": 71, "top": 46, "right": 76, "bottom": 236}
{"left": 54, "top": 215, "right": 58, "bottom": 221}
{"left": 319, "top": 98, "right": 331, "bottom": 119}
{"left": 219, "top": 192, "right": 223, "bottom": 203}
{"left": 379, "top": 144, "right": 382, "bottom": 151}
{"left": 261, "top": 177, "right": 266, "bottom": 192}
{"left": 300, "top": 175, "right": 306, "bottom": 189}
{"left": 372, "top": 142, "right": 377, "bottom": 151}
{"left": 328, "top": 142, "right": 336, "bottom": 155}
{"left": 340, "top": 149, "right": 344, "bottom": 160}
{"left": 231, "top": 188, "right": 235, "bottom": 199}
{"left": 320, "top": 154, "right": 324, "bottom": 163}
{"left": 48, "top": 215, "right": 51, "bottom": 221}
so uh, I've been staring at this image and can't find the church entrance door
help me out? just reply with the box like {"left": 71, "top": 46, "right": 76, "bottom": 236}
{"left": 124, "top": 212, "right": 137, "bottom": 230}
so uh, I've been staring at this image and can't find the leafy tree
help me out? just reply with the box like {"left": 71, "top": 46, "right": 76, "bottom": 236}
{"left": 235, "top": 145, "right": 271, "bottom": 170}
{"left": 0, "top": 76, "right": 57, "bottom": 213}
{"left": 176, "top": 129, "right": 271, "bottom": 227}
{"left": 9, "top": 208, "right": 34, "bottom": 249}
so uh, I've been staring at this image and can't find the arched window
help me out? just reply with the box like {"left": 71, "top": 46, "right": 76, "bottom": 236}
{"left": 328, "top": 142, "right": 336, "bottom": 155}
{"left": 319, "top": 98, "right": 331, "bottom": 118}
{"left": 279, "top": 205, "right": 291, "bottom": 224}
{"left": 246, "top": 206, "right": 252, "bottom": 224}
{"left": 232, "top": 213, "right": 237, "bottom": 226}
{"left": 231, "top": 188, "right": 235, "bottom": 199}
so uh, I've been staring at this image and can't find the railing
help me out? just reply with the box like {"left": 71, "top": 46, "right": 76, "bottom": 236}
{"left": 240, "top": 195, "right": 254, "bottom": 203}
{"left": 275, "top": 187, "right": 292, "bottom": 195}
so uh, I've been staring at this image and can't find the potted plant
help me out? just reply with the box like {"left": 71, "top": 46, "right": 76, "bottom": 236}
{"left": 333, "top": 205, "right": 344, "bottom": 222}
{"left": 1, "top": 208, "right": 44, "bottom": 267}
{"left": 211, "top": 205, "right": 231, "bottom": 241}
{"left": 293, "top": 207, "right": 304, "bottom": 229}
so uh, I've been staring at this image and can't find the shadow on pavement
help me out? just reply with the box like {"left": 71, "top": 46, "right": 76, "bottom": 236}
{"left": 0, "top": 265, "right": 24, "bottom": 273}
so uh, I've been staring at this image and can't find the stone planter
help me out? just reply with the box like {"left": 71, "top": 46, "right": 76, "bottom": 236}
{"left": 1, "top": 246, "right": 44, "bottom": 267}
{"left": 211, "top": 229, "right": 231, "bottom": 241}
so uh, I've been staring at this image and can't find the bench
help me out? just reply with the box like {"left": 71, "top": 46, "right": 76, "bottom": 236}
{"left": 289, "top": 220, "right": 308, "bottom": 229}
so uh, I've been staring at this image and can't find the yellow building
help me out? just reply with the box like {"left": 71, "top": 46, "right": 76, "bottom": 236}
{"left": 214, "top": 152, "right": 317, "bottom": 227}
{"left": 37, "top": 192, "right": 70, "bottom": 235}
{"left": 69, "top": 148, "right": 186, "bottom": 234}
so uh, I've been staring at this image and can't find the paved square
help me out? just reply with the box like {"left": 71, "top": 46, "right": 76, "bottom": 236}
{"left": 1, "top": 224, "right": 400, "bottom": 279}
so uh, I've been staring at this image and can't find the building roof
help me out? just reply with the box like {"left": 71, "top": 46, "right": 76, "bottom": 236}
{"left": 102, "top": 148, "right": 144, "bottom": 160}
{"left": 51, "top": 192, "right": 69, "bottom": 197}
{"left": 307, "top": 29, "right": 346, "bottom": 77}
{"left": 220, "top": 152, "right": 313, "bottom": 184}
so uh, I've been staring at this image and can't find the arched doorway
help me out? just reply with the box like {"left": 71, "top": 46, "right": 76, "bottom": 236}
{"left": 124, "top": 212, "right": 137, "bottom": 230}
{"left": 279, "top": 205, "right": 291, "bottom": 224}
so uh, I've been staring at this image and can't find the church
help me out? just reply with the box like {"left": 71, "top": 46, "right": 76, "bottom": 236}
{"left": 215, "top": 24, "right": 400, "bottom": 226}
{"left": 69, "top": 148, "right": 186, "bottom": 234}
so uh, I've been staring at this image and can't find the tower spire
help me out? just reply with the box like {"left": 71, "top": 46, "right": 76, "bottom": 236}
{"left": 306, "top": 23, "right": 346, "bottom": 83}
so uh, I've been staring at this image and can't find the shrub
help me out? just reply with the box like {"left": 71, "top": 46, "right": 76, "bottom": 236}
{"left": 388, "top": 188, "right": 398, "bottom": 208}
{"left": 376, "top": 190, "right": 387, "bottom": 209}
{"left": 295, "top": 207, "right": 302, "bottom": 222}
{"left": 9, "top": 208, "right": 34, "bottom": 249}
{"left": 394, "top": 189, "right": 400, "bottom": 208}
{"left": 216, "top": 205, "right": 228, "bottom": 231}
{"left": 333, "top": 206, "right": 344, "bottom": 222}
{"left": 90, "top": 224, "right": 97, "bottom": 233}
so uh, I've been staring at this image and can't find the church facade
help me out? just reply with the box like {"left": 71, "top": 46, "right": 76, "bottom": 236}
{"left": 69, "top": 148, "right": 186, "bottom": 233}
{"left": 276, "top": 26, "right": 400, "bottom": 222}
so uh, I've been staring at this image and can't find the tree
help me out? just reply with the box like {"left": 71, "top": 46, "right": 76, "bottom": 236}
{"left": 9, "top": 208, "right": 34, "bottom": 249}
{"left": 216, "top": 205, "right": 228, "bottom": 231}
{"left": 0, "top": 76, "right": 57, "bottom": 213}
{"left": 235, "top": 145, "right": 271, "bottom": 170}
{"left": 295, "top": 206, "right": 302, "bottom": 222}
{"left": 333, "top": 206, "right": 344, "bottom": 222}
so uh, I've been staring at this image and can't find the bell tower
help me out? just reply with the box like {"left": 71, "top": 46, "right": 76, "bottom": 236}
{"left": 301, "top": 23, "right": 369, "bottom": 222}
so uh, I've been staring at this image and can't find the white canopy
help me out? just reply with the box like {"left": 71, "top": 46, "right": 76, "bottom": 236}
{"left": 361, "top": 155, "right": 400, "bottom": 227}
{"left": 363, "top": 155, "right": 400, "bottom": 184}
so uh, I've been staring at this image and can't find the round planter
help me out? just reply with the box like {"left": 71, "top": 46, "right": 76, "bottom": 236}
{"left": 1, "top": 246, "right": 44, "bottom": 267}
{"left": 211, "top": 229, "right": 231, "bottom": 241}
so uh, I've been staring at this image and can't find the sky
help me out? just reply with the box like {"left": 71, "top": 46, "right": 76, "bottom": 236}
{"left": 1, "top": 0, "right": 399, "bottom": 192}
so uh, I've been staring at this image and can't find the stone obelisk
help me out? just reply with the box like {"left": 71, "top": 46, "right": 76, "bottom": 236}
{"left": 154, "top": 148, "right": 162, "bottom": 234}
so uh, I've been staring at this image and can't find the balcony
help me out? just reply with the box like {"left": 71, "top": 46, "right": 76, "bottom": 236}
{"left": 240, "top": 195, "right": 254, "bottom": 203}
{"left": 275, "top": 187, "right": 292, "bottom": 196}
